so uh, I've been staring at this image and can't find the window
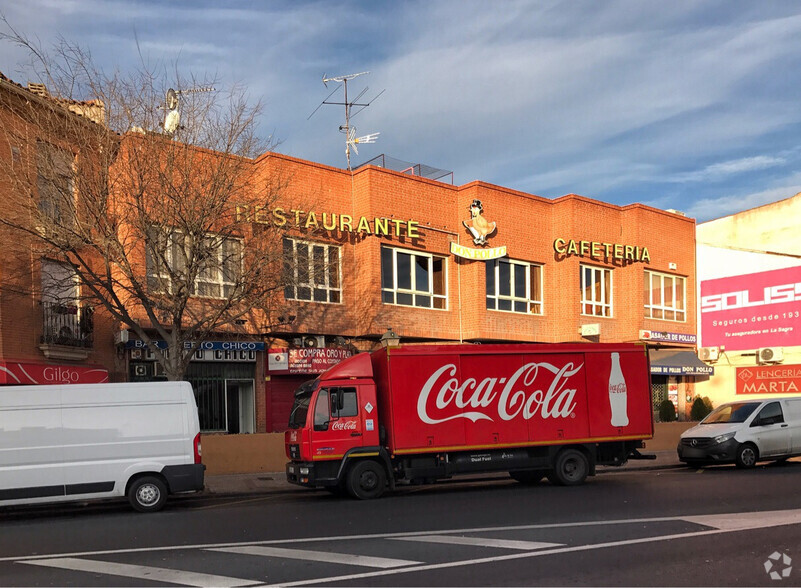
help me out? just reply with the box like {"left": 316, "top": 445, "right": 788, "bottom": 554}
{"left": 37, "top": 141, "right": 74, "bottom": 224}
{"left": 283, "top": 238, "right": 341, "bottom": 303}
{"left": 41, "top": 260, "right": 90, "bottom": 347}
{"left": 381, "top": 246, "right": 446, "bottom": 309}
{"left": 313, "top": 387, "right": 358, "bottom": 430}
{"left": 581, "top": 264, "right": 612, "bottom": 317}
{"left": 644, "top": 270, "right": 686, "bottom": 322}
{"left": 146, "top": 227, "right": 242, "bottom": 299}
{"left": 752, "top": 402, "right": 784, "bottom": 427}
{"left": 486, "top": 259, "right": 543, "bottom": 314}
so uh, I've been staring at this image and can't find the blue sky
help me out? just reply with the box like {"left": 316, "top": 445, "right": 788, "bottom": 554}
{"left": 2, "top": 1, "right": 801, "bottom": 222}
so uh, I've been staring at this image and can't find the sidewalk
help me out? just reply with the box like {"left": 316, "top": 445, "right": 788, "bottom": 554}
{"left": 202, "top": 450, "right": 683, "bottom": 498}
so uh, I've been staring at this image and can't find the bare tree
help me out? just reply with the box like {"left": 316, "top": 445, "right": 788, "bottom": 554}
{"left": 0, "top": 22, "right": 297, "bottom": 380}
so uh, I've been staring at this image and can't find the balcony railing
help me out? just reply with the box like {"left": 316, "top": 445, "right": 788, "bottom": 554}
{"left": 41, "top": 301, "right": 94, "bottom": 348}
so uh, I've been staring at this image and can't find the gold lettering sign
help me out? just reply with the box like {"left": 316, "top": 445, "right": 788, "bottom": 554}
{"left": 236, "top": 205, "right": 420, "bottom": 239}
{"left": 450, "top": 242, "right": 507, "bottom": 260}
{"left": 553, "top": 238, "right": 650, "bottom": 263}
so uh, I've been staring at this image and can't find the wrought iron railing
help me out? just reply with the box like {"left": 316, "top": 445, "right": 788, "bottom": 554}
{"left": 40, "top": 301, "right": 94, "bottom": 348}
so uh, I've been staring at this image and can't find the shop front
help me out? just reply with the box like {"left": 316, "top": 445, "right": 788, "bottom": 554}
{"left": 265, "top": 346, "right": 353, "bottom": 432}
{"left": 0, "top": 361, "right": 109, "bottom": 385}
{"left": 127, "top": 339, "right": 263, "bottom": 434}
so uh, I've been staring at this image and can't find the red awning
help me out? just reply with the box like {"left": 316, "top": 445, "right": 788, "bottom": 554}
{"left": 0, "top": 362, "right": 109, "bottom": 385}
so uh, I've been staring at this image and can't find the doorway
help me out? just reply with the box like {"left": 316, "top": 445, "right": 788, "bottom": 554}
{"left": 226, "top": 379, "right": 255, "bottom": 434}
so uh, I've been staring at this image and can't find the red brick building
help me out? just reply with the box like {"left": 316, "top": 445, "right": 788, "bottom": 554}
{"left": 1, "top": 73, "right": 702, "bottom": 434}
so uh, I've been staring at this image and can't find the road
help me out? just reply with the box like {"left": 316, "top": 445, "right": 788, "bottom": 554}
{"left": 2, "top": 463, "right": 801, "bottom": 586}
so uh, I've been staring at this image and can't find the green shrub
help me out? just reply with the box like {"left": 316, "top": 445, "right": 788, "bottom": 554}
{"left": 690, "top": 396, "right": 713, "bottom": 421}
{"left": 658, "top": 399, "right": 677, "bottom": 422}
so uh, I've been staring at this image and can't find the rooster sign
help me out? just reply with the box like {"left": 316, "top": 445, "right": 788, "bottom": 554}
{"left": 462, "top": 199, "right": 497, "bottom": 246}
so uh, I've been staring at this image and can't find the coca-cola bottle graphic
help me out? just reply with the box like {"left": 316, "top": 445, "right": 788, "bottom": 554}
{"left": 609, "top": 352, "right": 629, "bottom": 427}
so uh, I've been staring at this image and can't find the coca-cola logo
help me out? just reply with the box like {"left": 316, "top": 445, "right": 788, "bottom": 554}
{"left": 417, "top": 362, "right": 582, "bottom": 424}
{"left": 609, "top": 383, "right": 627, "bottom": 394}
{"left": 331, "top": 420, "right": 358, "bottom": 431}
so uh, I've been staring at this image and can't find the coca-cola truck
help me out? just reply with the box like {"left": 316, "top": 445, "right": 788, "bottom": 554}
{"left": 285, "top": 343, "right": 653, "bottom": 499}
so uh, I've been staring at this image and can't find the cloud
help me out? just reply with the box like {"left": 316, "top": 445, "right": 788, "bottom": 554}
{"left": 671, "top": 155, "right": 786, "bottom": 183}
{"left": 685, "top": 180, "right": 801, "bottom": 222}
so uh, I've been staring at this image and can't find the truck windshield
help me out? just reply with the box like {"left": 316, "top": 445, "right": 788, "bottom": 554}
{"left": 701, "top": 402, "right": 760, "bottom": 424}
{"left": 287, "top": 379, "right": 318, "bottom": 429}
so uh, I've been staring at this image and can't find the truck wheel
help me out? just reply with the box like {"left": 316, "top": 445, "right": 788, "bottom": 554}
{"left": 548, "top": 449, "right": 589, "bottom": 486}
{"left": 509, "top": 470, "right": 544, "bottom": 484}
{"left": 346, "top": 460, "right": 386, "bottom": 500}
{"left": 128, "top": 476, "right": 168, "bottom": 513}
{"left": 735, "top": 443, "right": 758, "bottom": 469}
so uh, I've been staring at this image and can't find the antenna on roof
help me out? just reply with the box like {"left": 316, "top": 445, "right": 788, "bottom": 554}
{"left": 309, "top": 71, "right": 384, "bottom": 171}
{"left": 160, "top": 85, "right": 215, "bottom": 137}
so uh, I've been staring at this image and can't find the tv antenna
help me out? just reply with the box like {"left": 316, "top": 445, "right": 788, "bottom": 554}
{"left": 309, "top": 71, "right": 384, "bottom": 170}
{"left": 160, "top": 86, "right": 215, "bottom": 136}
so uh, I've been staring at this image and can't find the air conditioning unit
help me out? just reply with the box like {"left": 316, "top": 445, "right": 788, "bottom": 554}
{"left": 698, "top": 347, "right": 719, "bottom": 362}
{"left": 304, "top": 335, "right": 326, "bottom": 348}
{"left": 757, "top": 347, "right": 784, "bottom": 364}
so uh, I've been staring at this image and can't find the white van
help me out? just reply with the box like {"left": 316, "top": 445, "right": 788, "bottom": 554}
{"left": 0, "top": 381, "right": 204, "bottom": 513}
{"left": 677, "top": 396, "right": 801, "bottom": 468}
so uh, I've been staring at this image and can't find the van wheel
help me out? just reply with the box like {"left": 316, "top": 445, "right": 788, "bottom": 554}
{"left": 509, "top": 470, "right": 544, "bottom": 484}
{"left": 735, "top": 443, "right": 758, "bottom": 469}
{"left": 128, "top": 476, "right": 168, "bottom": 512}
{"left": 346, "top": 461, "right": 386, "bottom": 500}
{"left": 548, "top": 448, "right": 589, "bottom": 486}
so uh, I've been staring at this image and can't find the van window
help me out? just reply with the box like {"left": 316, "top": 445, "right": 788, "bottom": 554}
{"left": 703, "top": 402, "right": 760, "bottom": 424}
{"left": 752, "top": 402, "right": 784, "bottom": 427}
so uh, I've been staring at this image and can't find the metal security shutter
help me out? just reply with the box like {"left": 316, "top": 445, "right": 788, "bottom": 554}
{"left": 268, "top": 375, "right": 311, "bottom": 432}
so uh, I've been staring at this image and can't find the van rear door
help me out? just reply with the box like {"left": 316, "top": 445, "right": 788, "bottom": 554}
{"left": 0, "top": 387, "right": 64, "bottom": 502}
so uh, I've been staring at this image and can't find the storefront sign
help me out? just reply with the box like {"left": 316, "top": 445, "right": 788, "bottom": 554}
{"left": 639, "top": 330, "right": 697, "bottom": 345}
{"left": 450, "top": 242, "right": 507, "bottom": 260}
{"left": 553, "top": 238, "right": 651, "bottom": 263}
{"left": 126, "top": 340, "right": 265, "bottom": 351}
{"left": 267, "top": 347, "right": 352, "bottom": 375}
{"left": 736, "top": 365, "right": 801, "bottom": 395}
{"left": 0, "top": 362, "right": 109, "bottom": 385}
{"left": 700, "top": 265, "right": 801, "bottom": 351}
{"left": 236, "top": 205, "right": 420, "bottom": 238}
{"left": 650, "top": 363, "right": 714, "bottom": 376}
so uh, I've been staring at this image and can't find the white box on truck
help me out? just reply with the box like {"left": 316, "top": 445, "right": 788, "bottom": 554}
{"left": 0, "top": 381, "right": 204, "bottom": 512}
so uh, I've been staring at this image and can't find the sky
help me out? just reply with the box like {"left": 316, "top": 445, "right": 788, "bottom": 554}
{"left": 2, "top": 1, "right": 801, "bottom": 222}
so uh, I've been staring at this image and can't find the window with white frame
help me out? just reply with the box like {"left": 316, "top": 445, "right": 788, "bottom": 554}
{"left": 146, "top": 227, "right": 242, "bottom": 299}
{"left": 580, "top": 264, "right": 612, "bottom": 317}
{"left": 37, "top": 141, "right": 74, "bottom": 224}
{"left": 644, "top": 270, "right": 686, "bottom": 321}
{"left": 283, "top": 238, "right": 341, "bottom": 303}
{"left": 381, "top": 246, "right": 446, "bottom": 309}
{"left": 486, "top": 258, "right": 543, "bottom": 314}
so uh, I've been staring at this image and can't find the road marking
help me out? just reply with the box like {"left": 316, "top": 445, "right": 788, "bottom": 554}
{"left": 20, "top": 557, "right": 259, "bottom": 587}
{"left": 210, "top": 546, "right": 420, "bottom": 568}
{"left": 255, "top": 509, "right": 801, "bottom": 587}
{"left": 390, "top": 535, "right": 563, "bottom": 550}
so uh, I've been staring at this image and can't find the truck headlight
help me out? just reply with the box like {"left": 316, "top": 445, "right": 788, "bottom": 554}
{"left": 714, "top": 433, "right": 735, "bottom": 445}
{"left": 300, "top": 467, "right": 310, "bottom": 475}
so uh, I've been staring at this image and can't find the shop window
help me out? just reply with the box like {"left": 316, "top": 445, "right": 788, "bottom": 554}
{"left": 283, "top": 238, "right": 342, "bottom": 303}
{"left": 36, "top": 141, "right": 75, "bottom": 226}
{"left": 644, "top": 270, "right": 686, "bottom": 322}
{"left": 486, "top": 259, "right": 543, "bottom": 314}
{"left": 580, "top": 264, "right": 612, "bottom": 317}
{"left": 145, "top": 227, "right": 241, "bottom": 299}
{"left": 381, "top": 246, "right": 447, "bottom": 309}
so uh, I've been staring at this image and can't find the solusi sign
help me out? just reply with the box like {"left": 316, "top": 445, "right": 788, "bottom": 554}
{"left": 700, "top": 266, "right": 801, "bottom": 351}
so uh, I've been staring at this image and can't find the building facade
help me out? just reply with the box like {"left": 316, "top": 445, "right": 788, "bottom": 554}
{"left": 1, "top": 73, "right": 703, "bottom": 435}
{"left": 696, "top": 192, "right": 801, "bottom": 407}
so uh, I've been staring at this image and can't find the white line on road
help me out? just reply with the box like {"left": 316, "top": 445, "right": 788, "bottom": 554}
{"left": 210, "top": 546, "right": 420, "bottom": 568}
{"left": 390, "top": 535, "right": 563, "bottom": 550}
{"left": 20, "top": 557, "right": 260, "bottom": 587}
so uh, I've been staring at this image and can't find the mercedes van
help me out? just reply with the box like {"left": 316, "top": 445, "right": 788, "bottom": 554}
{"left": 677, "top": 397, "right": 801, "bottom": 468}
{"left": 0, "top": 381, "right": 204, "bottom": 512}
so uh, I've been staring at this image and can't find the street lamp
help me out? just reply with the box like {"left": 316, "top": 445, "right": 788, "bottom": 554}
{"left": 380, "top": 328, "right": 400, "bottom": 348}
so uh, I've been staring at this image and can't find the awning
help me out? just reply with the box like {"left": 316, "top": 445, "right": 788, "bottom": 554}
{"left": 649, "top": 349, "right": 714, "bottom": 377}
{"left": 0, "top": 362, "right": 109, "bottom": 385}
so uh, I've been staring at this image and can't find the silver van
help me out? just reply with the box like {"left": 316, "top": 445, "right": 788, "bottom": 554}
{"left": 677, "top": 397, "right": 801, "bottom": 468}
